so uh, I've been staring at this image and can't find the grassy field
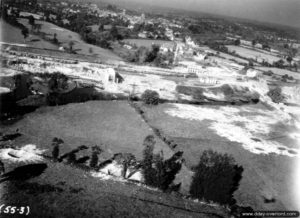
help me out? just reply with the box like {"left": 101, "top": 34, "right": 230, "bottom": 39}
{"left": 0, "top": 101, "right": 193, "bottom": 193}
{"left": 138, "top": 102, "right": 299, "bottom": 211}
{"left": 0, "top": 19, "right": 58, "bottom": 50}
{"left": 1, "top": 101, "right": 172, "bottom": 158}
{"left": 17, "top": 18, "right": 122, "bottom": 62}
{"left": 217, "top": 52, "right": 249, "bottom": 64}
{"left": 123, "top": 39, "right": 175, "bottom": 48}
{"left": 226, "top": 45, "right": 281, "bottom": 63}
{"left": 256, "top": 67, "right": 300, "bottom": 80}
{"left": 0, "top": 157, "right": 227, "bottom": 217}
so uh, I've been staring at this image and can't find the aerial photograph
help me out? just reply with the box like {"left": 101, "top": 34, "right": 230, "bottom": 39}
{"left": 0, "top": 0, "right": 299, "bottom": 217}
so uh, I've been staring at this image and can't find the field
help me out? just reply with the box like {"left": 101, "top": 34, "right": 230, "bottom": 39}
{"left": 123, "top": 39, "right": 175, "bottom": 48}
{"left": 256, "top": 67, "right": 300, "bottom": 80}
{"left": 1, "top": 101, "right": 171, "bottom": 157}
{"left": 0, "top": 101, "right": 193, "bottom": 192}
{"left": 0, "top": 20, "right": 58, "bottom": 50}
{"left": 226, "top": 45, "right": 281, "bottom": 63}
{"left": 17, "top": 19, "right": 122, "bottom": 62}
{"left": 217, "top": 52, "right": 249, "bottom": 65}
{"left": 138, "top": 102, "right": 299, "bottom": 210}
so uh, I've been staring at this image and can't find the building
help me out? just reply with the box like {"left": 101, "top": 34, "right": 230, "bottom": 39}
{"left": 102, "top": 68, "right": 124, "bottom": 84}
{"left": 198, "top": 77, "right": 219, "bottom": 85}
{"left": 78, "top": 68, "right": 124, "bottom": 85}
{"left": 246, "top": 69, "right": 261, "bottom": 79}
{"left": 160, "top": 42, "right": 176, "bottom": 53}
{"left": 185, "top": 36, "right": 197, "bottom": 47}
{"left": 138, "top": 32, "right": 147, "bottom": 38}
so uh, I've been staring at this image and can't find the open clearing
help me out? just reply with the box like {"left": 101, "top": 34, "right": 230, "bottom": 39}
{"left": 226, "top": 45, "right": 281, "bottom": 63}
{"left": 0, "top": 19, "right": 58, "bottom": 50}
{"left": 17, "top": 18, "right": 122, "bottom": 62}
{"left": 139, "top": 102, "right": 299, "bottom": 211}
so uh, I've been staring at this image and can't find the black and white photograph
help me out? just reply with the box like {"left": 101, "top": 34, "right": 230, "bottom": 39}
{"left": 0, "top": 0, "right": 299, "bottom": 217}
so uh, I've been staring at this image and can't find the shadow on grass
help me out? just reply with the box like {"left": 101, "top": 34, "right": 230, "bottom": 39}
{"left": 15, "top": 182, "right": 64, "bottom": 194}
{"left": 30, "top": 39, "right": 41, "bottom": 42}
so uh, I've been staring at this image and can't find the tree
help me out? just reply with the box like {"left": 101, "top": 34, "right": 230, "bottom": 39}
{"left": 293, "top": 63, "right": 298, "bottom": 71}
{"left": 51, "top": 137, "right": 64, "bottom": 161}
{"left": 0, "top": 160, "right": 4, "bottom": 175}
{"left": 141, "top": 90, "right": 160, "bottom": 105}
{"left": 28, "top": 15, "right": 35, "bottom": 30}
{"left": 262, "top": 44, "right": 270, "bottom": 51}
{"left": 21, "top": 27, "right": 29, "bottom": 42}
{"left": 273, "top": 59, "right": 285, "bottom": 68}
{"left": 120, "top": 153, "right": 136, "bottom": 178}
{"left": 35, "top": 24, "right": 42, "bottom": 33}
{"left": 136, "top": 46, "right": 149, "bottom": 63}
{"left": 98, "top": 39, "right": 110, "bottom": 49}
{"left": 286, "top": 56, "right": 293, "bottom": 67}
{"left": 146, "top": 44, "right": 160, "bottom": 62}
{"left": 234, "top": 39, "right": 241, "bottom": 46}
{"left": 1, "top": 6, "right": 8, "bottom": 20}
{"left": 190, "top": 150, "right": 243, "bottom": 205}
{"left": 110, "top": 25, "right": 119, "bottom": 40}
{"left": 48, "top": 72, "right": 69, "bottom": 93}
{"left": 251, "top": 39, "right": 257, "bottom": 48}
{"left": 290, "top": 48, "right": 298, "bottom": 58}
{"left": 267, "top": 87, "right": 285, "bottom": 103}
{"left": 142, "top": 135, "right": 184, "bottom": 191}
{"left": 68, "top": 41, "right": 74, "bottom": 52}
{"left": 90, "top": 146, "right": 102, "bottom": 169}
{"left": 142, "top": 135, "right": 156, "bottom": 186}
{"left": 98, "top": 24, "right": 104, "bottom": 31}
{"left": 53, "top": 33, "right": 58, "bottom": 44}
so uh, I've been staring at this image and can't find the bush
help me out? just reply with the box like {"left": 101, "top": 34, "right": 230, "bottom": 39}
{"left": 90, "top": 145, "right": 102, "bottom": 169}
{"left": 267, "top": 87, "right": 285, "bottom": 103}
{"left": 263, "top": 70, "right": 273, "bottom": 76}
{"left": 282, "top": 74, "right": 294, "bottom": 81}
{"left": 51, "top": 137, "right": 64, "bottom": 161}
{"left": 48, "top": 72, "right": 69, "bottom": 93}
{"left": 141, "top": 90, "right": 160, "bottom": 105}
{"left": 46, "top": 92, "right": 60, "bottom": 106}
{"left": 189, "top": 150, "right": 243, "bottom": 205}
{"left": 142, "top": 135, "right": 183, "bottom": 191}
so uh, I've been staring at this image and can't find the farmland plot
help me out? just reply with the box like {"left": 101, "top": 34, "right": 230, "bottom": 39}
{"left": 17, "top": 19, "right": 122, "bottom": 62}
{"left": 123, "top": 39, "right": 174, "bottom": 48}
{"left": 0, "top": 20, "right": 58, "bottom": 50}
{"left": 139, "top": 102, "right": 299, "bottom": 211}
{"left": 227, "top": 45, "right": 281, "bottom": 63}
